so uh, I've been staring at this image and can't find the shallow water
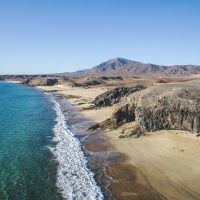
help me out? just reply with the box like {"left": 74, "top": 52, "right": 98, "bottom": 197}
{"left": 0, "top": 82, "right": 61, "bottom": 200}
{"left": 0, "top": 82, "right": 103, "bottom": 200}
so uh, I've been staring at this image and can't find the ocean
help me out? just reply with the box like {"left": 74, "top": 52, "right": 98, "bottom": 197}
{"left": 0, "top": 82, "right": 103, "bottom": 200}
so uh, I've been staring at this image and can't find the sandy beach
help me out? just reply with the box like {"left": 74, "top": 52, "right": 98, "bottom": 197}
{"left": 107, "top": 130, "right": 200, "bottom": 200}
{"left": 37, "top": 85, "right": 112, "bottom": 123}
{"left": 4, "top": 80, "right": 22, "bottom": 84}
{"left": 37, "top": 84, "right": 200, "bottom": 200}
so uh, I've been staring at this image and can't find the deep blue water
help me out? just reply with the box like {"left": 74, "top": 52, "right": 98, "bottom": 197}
{"left": 0, "top": 82, "right": 62, "bottom": 200}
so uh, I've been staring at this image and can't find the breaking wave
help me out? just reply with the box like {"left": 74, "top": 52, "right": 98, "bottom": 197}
{"left": 51, "top": 97, "right": 104, "bottom": 200}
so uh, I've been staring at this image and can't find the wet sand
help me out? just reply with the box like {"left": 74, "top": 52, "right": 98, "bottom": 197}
{"left": 85, "top": 131, "right": 165, "bottom": 200}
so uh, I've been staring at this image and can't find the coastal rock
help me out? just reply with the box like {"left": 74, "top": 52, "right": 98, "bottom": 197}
{"left": 0, "top": 76, "right": 5, "bottom": 81}
{"left": 57, "top": 77, "right": 106, "bottom": 87}
{"left": 93, "top": 85, "right": 145, "bottom": 107}
{"left": 110, "top": 83, "right": 200, "bottom": 133}
{"left": 23, "top": 78, "right": 58, "bottom": 86}
{"left": 119, "top": 122, "right": 144, "bottom": 138}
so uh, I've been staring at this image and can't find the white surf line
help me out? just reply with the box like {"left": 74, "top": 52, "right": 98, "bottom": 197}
{"left": 51, "top": 97, "right": 104, "bottom": 200}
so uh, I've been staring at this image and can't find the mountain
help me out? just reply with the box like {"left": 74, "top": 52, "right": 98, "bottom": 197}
{"left": 64, "top": 57, "right": 200, "bottom": 77}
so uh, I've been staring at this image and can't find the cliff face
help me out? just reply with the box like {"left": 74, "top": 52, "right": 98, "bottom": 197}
{"left": 93, "top": 85, "right": 145, "bottom": 107}
{"left": 23, "top": 78, "right": 58, "bottom": 86}
{"left": 111, "top": 82, "right": 200, "bottom": 133}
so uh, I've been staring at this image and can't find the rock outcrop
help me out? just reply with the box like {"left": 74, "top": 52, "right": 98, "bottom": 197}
{"left": 23, "top": 78, "right": 58, "bottom": 86}
{"left": 110, "top": 82, "right": 200, "bottom": 133}
{"left": 80, "top": 77, "right": 105, "bottom": 87}
{"left": 93, "top": 85, "right": 145, "bottom": 107}
{"left": 0, "top": 76, "right": 5, "bottom": 81}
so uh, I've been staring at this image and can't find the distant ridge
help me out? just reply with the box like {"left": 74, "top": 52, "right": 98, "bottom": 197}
{"left": 63, "top": 57, "right": 200, "bottom": 77}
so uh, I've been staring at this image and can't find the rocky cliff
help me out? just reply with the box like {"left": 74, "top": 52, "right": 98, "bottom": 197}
{"left": 93, "top": 85, "right": 145, "bottom": 107}
{"left": 110, "top": 81, "right": 200, "bottom": 134}
{"left": 23, "top": 78, "right": 58, "bottom": 86}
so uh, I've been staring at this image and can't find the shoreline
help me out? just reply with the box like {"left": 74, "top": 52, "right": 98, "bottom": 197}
{"left": 3, "top": 80, "right": 22, "bottom": 84}
{"left": 3, "top": 80, "right": 199, "bottom": 199}
{"left": 5, "top": 81, "right": 200, "bottom": 199}
{"left": 36, "top": 85, "right": 167, "bottom": 199}
{"left": 49, "top": 91, "right": 118, "bottom": 198}
{"left": 50, "top": 95, "right": 104, "bottom": 199}
{"left": 37, "top": 84, "right": 200, "bottom": 200}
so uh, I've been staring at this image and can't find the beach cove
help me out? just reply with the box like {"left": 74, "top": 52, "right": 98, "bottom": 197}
{"left": 38, "top": 83, "right": 200, "bottom": 200}
{"left": 2, "top": 81, "right": 200, "bottom": 200}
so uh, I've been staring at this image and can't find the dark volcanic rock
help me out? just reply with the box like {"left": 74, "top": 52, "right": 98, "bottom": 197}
{"left": 93, "top": 85, "right": 145, "bottom": 107}
{"left": 22, "top": 79, "right": 31, "bottom": 85}
{"left": 110, "top": 82, "right": 200, "bottom": 133}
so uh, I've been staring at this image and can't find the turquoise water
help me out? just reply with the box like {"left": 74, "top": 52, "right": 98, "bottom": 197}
{"left": 0, "top": 82, "right": 62, "bottom": 200}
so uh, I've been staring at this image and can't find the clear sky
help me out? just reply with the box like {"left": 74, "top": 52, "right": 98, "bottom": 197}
{"left": 0, "top": 0, "right": 200, "bottom": 74}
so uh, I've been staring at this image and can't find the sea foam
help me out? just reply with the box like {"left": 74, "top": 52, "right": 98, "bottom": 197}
{"left": 51, "top": 97, "right": 104, "bottom": 200}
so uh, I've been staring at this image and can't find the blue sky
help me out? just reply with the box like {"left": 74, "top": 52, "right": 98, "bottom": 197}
{"left": 0, "top": 0, "right": 200, "bottom": 74}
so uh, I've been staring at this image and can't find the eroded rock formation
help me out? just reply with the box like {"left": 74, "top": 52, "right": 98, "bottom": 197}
{"left": 93, "top": 85, "right": 145, "bottom": 107}
{"left": 23, "top": 78, "right": 58, "bottom": 86}
{"left": 110, "top": 83, "right": 200, "bottom": 133}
